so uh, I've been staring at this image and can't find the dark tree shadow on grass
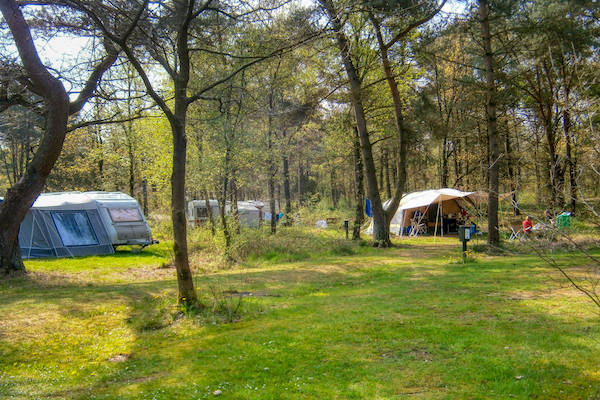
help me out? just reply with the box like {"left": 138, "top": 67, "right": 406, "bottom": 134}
{"left": 1, "top": 248, "right": 600, "bottom": 399}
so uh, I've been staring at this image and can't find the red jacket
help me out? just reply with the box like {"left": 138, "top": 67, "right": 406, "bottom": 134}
{"left": 523, "top": 219, "right": 533, "bottom": 232}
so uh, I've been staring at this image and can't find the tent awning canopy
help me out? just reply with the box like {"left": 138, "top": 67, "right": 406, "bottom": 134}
{"left": 367, "top": 188, "right": 477, "bottom": 236}
{"left": 391, "top": 188, "right": 474, "bottom": 212}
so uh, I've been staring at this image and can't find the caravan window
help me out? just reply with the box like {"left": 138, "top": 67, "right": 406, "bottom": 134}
{"left": 108, "top": 207, "right": 142, "bottom": 222}
{"left": 51, "top": 211, "right": 99, "bottom": 246}
{"left": 195, "top": 206, "right": 209, "bottom": 218}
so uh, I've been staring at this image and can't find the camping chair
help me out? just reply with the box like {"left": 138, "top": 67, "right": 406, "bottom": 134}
{"left": 508, "top": 218, "right": 524, "bottom": 241}
{"left": 409, "top": 211, "right": 427, "bottom": 237}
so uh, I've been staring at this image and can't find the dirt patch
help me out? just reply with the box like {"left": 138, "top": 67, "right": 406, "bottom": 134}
{"left": 222, "top": 290, "right": 280, "bottom": 298}
{"left": 120, "top": 265, "right": 174, "bottom": 281}
{"left": 108, "top": 353, "right": 133, "bottom": 362}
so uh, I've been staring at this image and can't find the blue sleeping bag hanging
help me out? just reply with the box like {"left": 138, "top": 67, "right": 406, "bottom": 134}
{"left": 365, "top": 198, "right": 372, "bottom": 217}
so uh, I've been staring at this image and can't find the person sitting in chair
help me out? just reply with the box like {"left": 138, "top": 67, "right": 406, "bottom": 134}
{"left": 522, "top": 216, "right": 533, "bottom": 237}
{"left": 544, "top": 209, "right": 553, "bottom": 224}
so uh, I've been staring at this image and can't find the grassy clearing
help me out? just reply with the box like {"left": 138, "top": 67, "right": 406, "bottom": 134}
{"left": 1, "top": 230, "right": 599, "bottom": 399}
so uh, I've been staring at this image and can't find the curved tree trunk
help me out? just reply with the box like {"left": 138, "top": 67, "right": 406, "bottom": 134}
{"left": 320, "top": 0, "right": 389, "bottom": 246}
{"left": 369, "top": 12, "right": 412, "bottom": 241}
{"left": 0, "top": 0, "right": 118, "bottom": 275}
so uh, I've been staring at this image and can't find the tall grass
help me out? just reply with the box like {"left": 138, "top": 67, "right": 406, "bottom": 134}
{"left": 187, "top": 223, "right": 364, "bottom": 266}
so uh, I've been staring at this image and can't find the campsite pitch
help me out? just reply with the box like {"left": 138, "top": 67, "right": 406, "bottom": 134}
{"left": 0, "top": 236, "right": 598, "bottom": 399}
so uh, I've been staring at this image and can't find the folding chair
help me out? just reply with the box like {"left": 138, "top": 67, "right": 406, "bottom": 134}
{"left": 508, "top": 219, "right": 524, "bottom": 241}
{"left": 409, "top": 211, "right": 427, "bottom": 237}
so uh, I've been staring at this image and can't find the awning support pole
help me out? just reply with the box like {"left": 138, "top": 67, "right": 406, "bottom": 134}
{"left": 441, "top": 198, "right": 444, "bottom": 237}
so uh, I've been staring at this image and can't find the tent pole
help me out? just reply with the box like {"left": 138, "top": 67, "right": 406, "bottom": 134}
{"left": 434, "top": 201, "right": 440, "bottom": 238}
{"left": 440, "top": 196, "right": 444, "bottom": 237}
{"left": 29, "top": 214, "right": 35, "bottom": 259}
{"left": 399, "top": 210, "right": 404, "bottom": 237}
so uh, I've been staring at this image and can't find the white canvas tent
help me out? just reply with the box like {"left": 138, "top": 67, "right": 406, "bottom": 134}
{"left": 237, "top": 201, "right": 264, "bottom": 227}
{"left": 365, "top": 188, "right": 476, "bottom": 236}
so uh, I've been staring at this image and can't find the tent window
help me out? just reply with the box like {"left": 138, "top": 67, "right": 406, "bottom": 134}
{"left": 51, "top": 211, "right": 99, "bottom": 246}
{"left": 108, "top": 207, "right": 142, "bottom": 222}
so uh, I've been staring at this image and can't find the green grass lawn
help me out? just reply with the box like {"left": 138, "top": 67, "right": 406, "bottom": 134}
{"left": 1, "top": 235, "right": 599, "bottom": 399}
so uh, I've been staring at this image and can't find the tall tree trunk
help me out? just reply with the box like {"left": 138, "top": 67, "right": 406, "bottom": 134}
{"left": 231, "top": 177, "right": 240, "bottom": 235}
{"left": 533, "top": 128, "right": 542, "bottom": 204}
{"left": 514, "top": 122, "right": 522, "bottom": 207}
{"left": 297, "top": 160, "right": 303, "bottom": 206}
{"left": 352, "top": 127, "right": 364, "bottom": 240}
{"left": 166, "top": 0, "right": 200, "bottom": 307}
{"left": 563, "top": 98, "right": 577, "bottom": 213}
{"left": 330, "top": 162, "right": 338, "bottom": 208}
{"left": 479, "top": 0, "right": 500, "bottom": 245}
{"left": 126, "top": 70, "right": 136, "bottom": 198}
{"left": 266, "top": 58, "right": 281, "bottom": 235}
{"left": 320, "top": 0, "right": 388, "bottom": 246}
{"left": 369, "top": 12, "right": 410, "bottom": 235}
{"left": 268, "top": 159, "right": 276, "bottom": 235}
{"left": 543, "top": 119, "right": 564, "bottom": 208}
{"left": 441, "top": 136, "right": 448, "bottom": 187}
{"left": 453, "top": 141, "right": 460, "bottom": 187}
{"left": 391, "top": 148, "right": 397, "bottom": 191}
{"left": 142, "top": 179, "right": 149, "bottom": 216}
{"left": 384, "top": 149, "right": 391, "bottom": 199}
{"left": 505, "top": 127, "right": 519, "bottom": 216}
{"left": 464, "top": 135, "right": 470, "bottom": 188}
{"left": 127, "top": 134, "right": 135, "bottom": 197}
{"left": 379, "top": 150, "right": 384, "bottom": 196}
{"left": 203, "top": 189, "right": 216, "bottom": 236}
{"left": 267, "top": 124, "right": 276, "bottom": 235}
{"left": 218, "top": 196, "right": 230, "bottom": 251}
{"left": 171, "top": 115, "right": 198, "bottom": 305}
{"left": 282, "top": 154, "right": 292, "bottom": 221}
{"left": 221, "top": 139, "right": 232, "bottom": 249}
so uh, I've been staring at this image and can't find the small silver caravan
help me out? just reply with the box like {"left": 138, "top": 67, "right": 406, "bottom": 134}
{"left": 83, "top": 191, "right": 154, "bottom": 247}
{"left": 187, "top": 199, "right": 220, "bottom": 227}
{"left": 187, "top": 199, "right": 265, "bottom": 228}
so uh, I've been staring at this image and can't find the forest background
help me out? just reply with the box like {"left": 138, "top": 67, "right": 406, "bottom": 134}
{"left": 1, "top": 0, "right": 599, "bottom": 299}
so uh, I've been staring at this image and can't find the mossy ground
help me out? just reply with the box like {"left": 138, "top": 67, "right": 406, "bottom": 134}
{"left": 1, "top": 231, "right": 599, "bottom": 399}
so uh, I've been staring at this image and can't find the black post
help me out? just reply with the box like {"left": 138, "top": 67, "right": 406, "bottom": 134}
{"left": 344, "top": 220, "right": 349, "bottom": 240}
{"left": 142, "top": 179, "right": 148, "bottom": 217}
{"left": 459, "top": 225, "right": 470, "bottom": 261}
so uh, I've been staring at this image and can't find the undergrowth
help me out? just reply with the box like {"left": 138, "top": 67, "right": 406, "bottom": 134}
{"left": 187, "top": 223, "right": 363, "bottom": 265}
